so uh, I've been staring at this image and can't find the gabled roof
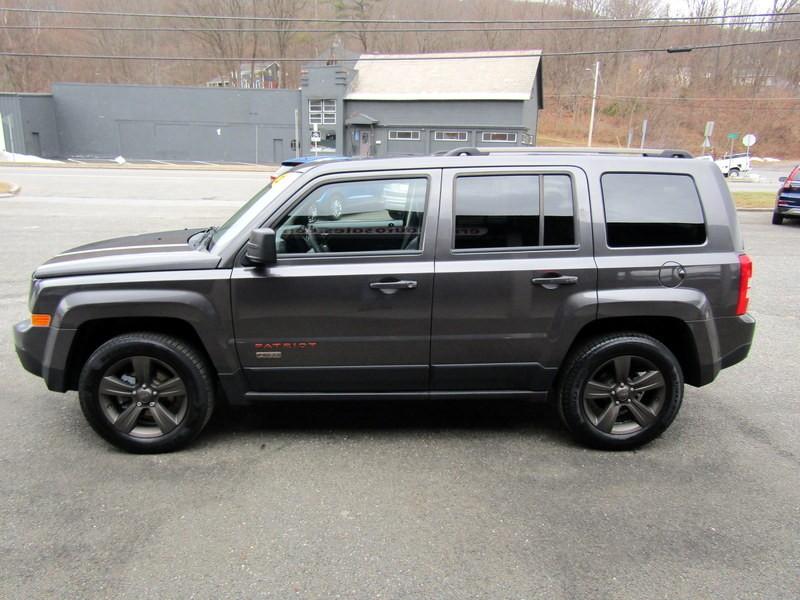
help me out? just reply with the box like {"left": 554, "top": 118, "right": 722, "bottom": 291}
{"left": 345, "top": 50, "right": 542, "bottom": 103}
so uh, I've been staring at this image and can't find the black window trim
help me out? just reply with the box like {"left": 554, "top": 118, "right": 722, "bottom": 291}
{"left": 600, "top": 171, "right": 709, "bottom": 251}
{"left": 450, "top": 170, "right": 580, "bottom": 255}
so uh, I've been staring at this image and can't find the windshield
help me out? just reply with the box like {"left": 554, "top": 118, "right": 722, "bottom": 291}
{"left": 210, "top": 172, "right": 301, "bottom": 249}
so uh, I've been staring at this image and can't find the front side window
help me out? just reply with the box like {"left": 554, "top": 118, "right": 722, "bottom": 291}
{"left": 453, "top": 174, "right": 575, "bottom": 250}
{"left": 309, "top": 99, "right": 336, "bottom": 125}
{"left": 275, "top": 178, "right": 428, "bottom": 255}
{"left": 481, "top": 132, "right": 517, "bottom": 143}
{"left": 601, "top": 173, "right": 706, "bottom": 247}
{"left": 435, "top": 131, "right": 468, "bottom": 142}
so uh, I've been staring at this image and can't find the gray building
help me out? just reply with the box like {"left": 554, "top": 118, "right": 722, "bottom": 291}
{"left": 302, "top": 50, "right": 543, "bottom": 158}
{"left": 1, "top": 50, "right": 542, "bottom": 163}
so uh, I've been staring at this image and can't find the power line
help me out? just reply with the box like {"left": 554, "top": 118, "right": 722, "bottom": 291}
{"left": 2, "top": 19, "right": 799, "bottom": 33}
{"left": 0, "top": 37, "right": 796, "bottom": 62}
{"left": 0, "top": 6, "right": 797, "bottom": 25}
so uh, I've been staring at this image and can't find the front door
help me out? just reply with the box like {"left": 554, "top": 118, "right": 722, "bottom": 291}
{"left": 231, "top": 170, "right": 439, "bottom": 395}
{"left": 431, "top": 167, "right": 597, "bottom": 392}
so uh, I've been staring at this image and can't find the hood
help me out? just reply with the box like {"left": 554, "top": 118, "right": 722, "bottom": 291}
{"left": 34, "top": 228, "right": 221, "bottom": 279}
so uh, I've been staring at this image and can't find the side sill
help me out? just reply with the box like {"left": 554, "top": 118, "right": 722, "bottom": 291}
{"left": 242, "top": 390, "right": 549, "bottom": 403}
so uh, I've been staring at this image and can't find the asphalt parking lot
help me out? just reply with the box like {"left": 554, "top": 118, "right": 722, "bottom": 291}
{"left": 1, "top": 166, "right": 798, "bottom": 599}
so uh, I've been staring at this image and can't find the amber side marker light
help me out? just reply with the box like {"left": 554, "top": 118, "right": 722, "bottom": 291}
{"left": 31, "top": 314, "right": 51, "bottom": 327}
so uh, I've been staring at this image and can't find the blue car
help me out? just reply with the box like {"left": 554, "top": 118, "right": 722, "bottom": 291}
{"left": 774, "top": 164, "right": 800, "bottom": 225}
{"left": 270, "top": 155, "right": 348, "bottom": 182}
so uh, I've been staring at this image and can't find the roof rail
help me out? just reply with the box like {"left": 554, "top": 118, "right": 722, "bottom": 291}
{"left": 443, "top": 146, "right": 693, "bottom": 158}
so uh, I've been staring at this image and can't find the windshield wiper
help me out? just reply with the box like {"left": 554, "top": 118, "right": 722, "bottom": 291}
{"left": 189, "top": 226, "right": 217, "bottom": 250}
{"left": 200, "top": 226, "right": 218, "bottom": 250}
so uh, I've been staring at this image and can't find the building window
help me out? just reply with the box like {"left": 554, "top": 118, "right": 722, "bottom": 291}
{"left": 388, "top": 130, "right": 421, "bottom": 141}
{"left": 309, "top": 99, "right": 336, "bottom": 125}
{"left": 481, "top": 131, "right": 517, "bottom": 143}
{"left": 434, "top": 131, "right": 468, "bottom": 142}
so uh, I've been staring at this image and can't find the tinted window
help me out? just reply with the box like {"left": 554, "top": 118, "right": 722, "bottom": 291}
{"left": 543, "top": 175, "right": 575, "bottom": 246}
{"left": 455, "top": 175, "right": 540, "bottom": 249}
{"left": 275, "top": 178, "right": 427, "bottom": 254}
{"left": 454, "top": 174, "right": 576, "bottom": 250}
{"left": 601, "top": 173, "right": 706, "bottom": 247}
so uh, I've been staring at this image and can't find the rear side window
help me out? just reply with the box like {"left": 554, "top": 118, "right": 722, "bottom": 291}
{"left": 454, "top": 174, "right": 575, "bottom": 249}
{"left": 601, "top": 173, "right": 706, "bottom": 247}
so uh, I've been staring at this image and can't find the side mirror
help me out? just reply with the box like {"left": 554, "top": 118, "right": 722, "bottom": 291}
{"left": 244, "top": 228, "right": 277, "bottom": 266}
{"left": 779, "top": 176, "right": 787, "bottom": 183}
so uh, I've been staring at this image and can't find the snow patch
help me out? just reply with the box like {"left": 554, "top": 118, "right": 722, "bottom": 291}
{"left": 0, "top": 150, "right": 61, "bottom": 164}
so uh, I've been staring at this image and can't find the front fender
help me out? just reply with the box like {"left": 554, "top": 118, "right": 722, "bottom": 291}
{"left": 32, "top": 273, "right": 237, "bottom": 391}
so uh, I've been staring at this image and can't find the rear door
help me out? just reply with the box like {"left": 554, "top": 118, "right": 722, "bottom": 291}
{"left": 431, "top": 166, "right": 597, "bottom": 392}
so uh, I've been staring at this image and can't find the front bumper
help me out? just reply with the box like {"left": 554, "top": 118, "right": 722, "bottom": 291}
{"left": 13, "top": 319, "right": 73, "bottom": 392}
{"left": 14, "top": 319, "right": 45, "bottom": 377}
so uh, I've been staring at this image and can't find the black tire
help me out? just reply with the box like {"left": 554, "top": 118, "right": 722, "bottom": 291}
{"left": 728, "top": 168, "right": 740, "bottom": 178}
{"left": 78, "top": 333, "right": 215, "bottom": 453}
{"left": 557, "top": 333, "right": 683, "bottom": 450}
{"left": 388, "top": 210, "right": 405, "bottom": 221}
{"left": 772, "top": 212, "right": 784, "bottom": 225}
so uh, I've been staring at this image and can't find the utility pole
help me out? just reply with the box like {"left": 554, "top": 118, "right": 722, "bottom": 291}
{"left": 587, "top": 61, "right": 600, "bottom": 147}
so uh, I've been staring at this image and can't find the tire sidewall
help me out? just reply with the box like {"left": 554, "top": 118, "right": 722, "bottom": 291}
{"left": 79, "top": 335, "right": 212, "bottom": 453}
{"left": 561, "top": 336, "right": 683, "bottom": 450}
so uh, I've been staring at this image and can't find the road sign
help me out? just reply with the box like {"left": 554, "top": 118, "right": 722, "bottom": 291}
{"left": 704, "top": 121, "right": 715, "bottom": 138}
{"left": 742, "top": 133, "right": 757, "bottom": 147}
{"left": 310, "top": 131, "right": 321, "bottom": 143}
{"left": 727, "top": 132, "right": 739, "bottom": 140}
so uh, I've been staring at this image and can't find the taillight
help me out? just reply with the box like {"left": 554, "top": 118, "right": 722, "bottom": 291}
{"left": 736, "top": 254, "right": 753, "bottom": 316}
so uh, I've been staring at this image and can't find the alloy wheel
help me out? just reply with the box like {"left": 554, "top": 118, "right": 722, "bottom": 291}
{"left": 98, "top": 356, "right": 188, "bottom": 438}
{"left": 581, "top": 355, "right": 666, "bottom": 435}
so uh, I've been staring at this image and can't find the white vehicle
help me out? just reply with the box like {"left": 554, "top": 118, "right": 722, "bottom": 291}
{"left": 714, "top": 153, "right": 750, "bottom": 178}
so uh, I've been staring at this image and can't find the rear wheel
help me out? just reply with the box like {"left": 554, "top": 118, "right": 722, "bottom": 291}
{"left": 78, "top": 333, "right": 215, "bottom": 453}
{"left": 772, "top": 212, "right": 784, "bottom": 225}
{"left": 728, "top": 167, "right": 740, "bottom": 178}
{"left": 557, "top": 333, "right": 683, "bottom": 450}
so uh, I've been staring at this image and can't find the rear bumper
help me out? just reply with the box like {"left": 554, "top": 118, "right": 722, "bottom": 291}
{"left": 13, "top": 319, "right": 73, "bottom": 392}
{"left": 775, "top": 206, "right": 800, "bottom": 217}
{"left": 689, "top": 314, "right": 755, "bottom": 386}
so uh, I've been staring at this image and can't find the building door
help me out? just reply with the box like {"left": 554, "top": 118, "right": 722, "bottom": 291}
{"left": 30, "top": 132, "right": 42, "bottom": 157}
{"left": 358, "top": 128, "right": 371, "bottom": 157}
{"left": 272, "top": 139, "right": 283, "bottom": 163}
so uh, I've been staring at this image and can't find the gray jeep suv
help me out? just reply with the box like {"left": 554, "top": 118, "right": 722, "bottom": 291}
{"left": 14, "top": 148, "right": 755, "bottom": 453}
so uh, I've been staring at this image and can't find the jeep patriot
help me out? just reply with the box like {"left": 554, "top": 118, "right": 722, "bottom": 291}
{"left": 14, "top": 148, "right": 756, "bottom": 452}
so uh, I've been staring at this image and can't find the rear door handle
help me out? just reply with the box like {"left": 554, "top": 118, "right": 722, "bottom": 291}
{"left": 531, "top": 275, "right": 579, "bottom": 289}
{"left": 369, "top": 279, "right": 418, "bottom": 293}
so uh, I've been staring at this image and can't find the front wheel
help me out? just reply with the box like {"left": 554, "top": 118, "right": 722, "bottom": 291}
{"left": 78, "top": 333, "right": 215, "bottom": 453}
{"left": 772, "top": 212, "right": 784, "bottom": 225}
{"left": 557, "top": 333, "right": 683, "bottom": 450}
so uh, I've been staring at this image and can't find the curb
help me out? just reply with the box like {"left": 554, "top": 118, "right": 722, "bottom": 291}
{"left": 736, "top": 208, "right": 772, "bottom": 212}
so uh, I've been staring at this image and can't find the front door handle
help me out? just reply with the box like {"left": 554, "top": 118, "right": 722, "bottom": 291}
{"left": 531, "top": 274, "right": 578, "bottom": 289}
{"left": 369, "top": 279, "right": 418, "bottom": 293}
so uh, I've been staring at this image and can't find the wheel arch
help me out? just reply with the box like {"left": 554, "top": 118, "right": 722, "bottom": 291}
{"left": 64, "top": 316, "right": 217, "bottom": 391}
{"left": 559, "top": 316, "right": 702, "bottom": 387}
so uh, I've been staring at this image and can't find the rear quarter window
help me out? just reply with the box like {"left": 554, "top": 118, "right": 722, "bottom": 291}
{"left": 601, "top": 173, "right": 706, "bottom": 247}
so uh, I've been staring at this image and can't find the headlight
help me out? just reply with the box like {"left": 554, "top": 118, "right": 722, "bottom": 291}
{"left": 28, "top": 276, "right": 42, "bottom": 313}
